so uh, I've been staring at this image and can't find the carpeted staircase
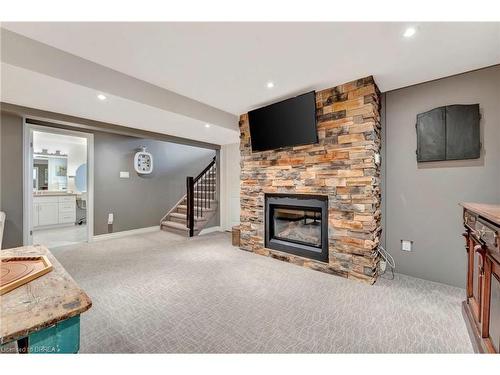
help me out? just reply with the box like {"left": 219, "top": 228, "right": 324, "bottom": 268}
{"left": 160, "top": 157, "right": 217, "bottom": 236}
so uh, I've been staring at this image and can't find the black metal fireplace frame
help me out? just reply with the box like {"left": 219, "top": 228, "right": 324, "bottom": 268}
{"left": 265, "top": 193, "right": 329, "bottom": 263}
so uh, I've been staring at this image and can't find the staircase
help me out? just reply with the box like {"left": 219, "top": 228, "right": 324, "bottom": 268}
{"left": 160, "top": 157, "right": 217, "bottom": 237}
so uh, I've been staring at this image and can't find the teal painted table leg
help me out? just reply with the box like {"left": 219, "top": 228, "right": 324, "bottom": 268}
{"left": 28, "top": 315, "right": 81, "bottom": 354}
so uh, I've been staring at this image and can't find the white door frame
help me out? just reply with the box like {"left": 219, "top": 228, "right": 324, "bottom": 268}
{"left": 23, "top": 121, "right": 94, "bottom": 245}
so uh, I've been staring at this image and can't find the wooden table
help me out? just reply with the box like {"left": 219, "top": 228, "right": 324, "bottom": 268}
{"left": 1, "top": 245, "right": 92, "bottom": 353}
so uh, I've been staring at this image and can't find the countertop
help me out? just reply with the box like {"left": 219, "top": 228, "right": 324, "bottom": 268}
{"left": 0, "top": 245, "right": 92, "bottom": 344}
{"left": 33, "top": 192, "right": 79, "bottom": 197}
{"left": 460, "top": 202, "right": 500, "bottom": 226}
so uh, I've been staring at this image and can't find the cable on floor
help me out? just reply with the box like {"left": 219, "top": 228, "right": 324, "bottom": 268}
{"left": 377, "top": 244, "right": 395, "bottom": 280}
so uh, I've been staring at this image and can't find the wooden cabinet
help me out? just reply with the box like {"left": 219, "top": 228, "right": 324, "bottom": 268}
{"left": 38, "top": 202, "right": 59, "bottom": 226}
{"left": 33, "top": 195, "right": 76, "bottom": 229}
{"left": 489, "top": 268, "right": 500, "bottom": 352}
{"left": 461, "top": 203, "right": 500, "bottom": 353}
{"left": 33, "top": 196, "right": 59, "bottom": 227}
{"left": 58, "top": 195, "right": 76, "bottom": 224}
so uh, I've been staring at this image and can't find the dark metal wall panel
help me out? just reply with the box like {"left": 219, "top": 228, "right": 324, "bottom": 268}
{"left": 416, "top": 104, "right": 480, "bottom": 162}
{"left": 446, "top": 104, "right": 480, "bottom": 160}
{"left": 416, "top": 107, "right": 446, "bottom": 162}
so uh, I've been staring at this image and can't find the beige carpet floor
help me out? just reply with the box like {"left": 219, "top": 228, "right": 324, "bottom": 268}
{"left": 51, "top": 231, "right": 473, "bottom": 353}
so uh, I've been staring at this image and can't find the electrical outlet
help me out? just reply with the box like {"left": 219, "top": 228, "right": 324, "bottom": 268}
{"left": 401, "top": 240, "right": 413, "bottom": 252}
{"left": 120, "top": 171, "right": 130, "bottom": 178}
{"left": 108, "top": 213, "right": 114, "bottom": 225}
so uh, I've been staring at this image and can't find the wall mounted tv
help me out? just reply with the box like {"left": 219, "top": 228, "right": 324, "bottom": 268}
{"left": 248, "top": 91, "right": 318, "bottom": 152}
{"left": 416, "top": 104, "right": 480, "bottom": 162}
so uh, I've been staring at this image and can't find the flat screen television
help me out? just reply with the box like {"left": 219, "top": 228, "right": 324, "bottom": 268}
{"left": 248, "top": 91, "right": 318, "bottom": 152}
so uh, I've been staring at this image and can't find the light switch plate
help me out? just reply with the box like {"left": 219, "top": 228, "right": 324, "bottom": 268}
{"left": 401, "top": 240, "right": 413, "bottom": 252}
{"left": 108, "top": 213, "right": 114, "bottom": 225}
{"left": 120, "top": 171, "right": 130, "bottom": 178}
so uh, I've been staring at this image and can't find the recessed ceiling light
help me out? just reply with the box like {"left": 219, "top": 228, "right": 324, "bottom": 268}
{"left": 403, "top": 27, "right": 416, "bottom": 38}
{"left": 205, "top": 123, "right": 211, "bottom": 128}
{"left": 266, "top": 81, "right": 275, "bottom": 89}
{"left": 97, "top": 94, "right": 107, "bottom": 101}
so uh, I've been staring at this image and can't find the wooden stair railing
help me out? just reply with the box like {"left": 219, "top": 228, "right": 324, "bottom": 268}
{"left": 186, "top": 156, "right": 216, "bottom": 237}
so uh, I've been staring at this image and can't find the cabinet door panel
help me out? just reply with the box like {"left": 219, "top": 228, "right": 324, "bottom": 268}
{"left": 490, "top": 272, "right": 500, "bottom": 352}
{"left": 416, "top": 107, "right": 446, "bottom": 161}
{"left": 59, "top": 212, "right": 76, "bottom": 224}
{"left": 470, "top": 247, "right": 482, "bottom": 323}
{"left": 38, "top": 203, "right": 59, "bottom": 226}
{"left": 446, "top": 104, "right": 480, "bottom": 160}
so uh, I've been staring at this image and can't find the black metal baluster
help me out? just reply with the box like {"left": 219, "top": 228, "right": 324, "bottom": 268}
{"left": 202, "top": 174, "right": 205, "bottom": 217}
{"left": 186, "top": 176, "right": 194, "bottom": 237}
{"left": 186, "top": 157, "right": 216, "bottom": 233}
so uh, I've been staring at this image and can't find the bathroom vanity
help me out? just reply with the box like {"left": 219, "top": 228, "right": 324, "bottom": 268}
{"left": 33, "top": 193, "right": 77, "bottom": 228}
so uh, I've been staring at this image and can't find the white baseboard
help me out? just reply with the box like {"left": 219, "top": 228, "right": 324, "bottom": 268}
{"left": 92, "top": 225, "right": 160, "bottom": 242}
{"left": 199, "top": 226, "right": 222, "bottom": 235}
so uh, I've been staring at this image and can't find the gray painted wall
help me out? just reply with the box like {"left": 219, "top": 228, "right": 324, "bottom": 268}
{"left": 93, "top": 132, "right": 216, "bottom": 235}
{"left": 0, "top": 112, "right": 24, "bottom": 248}
{"left": 383, "top": 65, "right": 500, "bottom": 287}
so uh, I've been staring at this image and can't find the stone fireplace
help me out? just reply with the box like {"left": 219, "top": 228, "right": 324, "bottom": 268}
{"left": 265, "top": 194, "right": 328, "bottom": 262}
{"left": 239, "top": 76, "right": 382, "bottom": 283}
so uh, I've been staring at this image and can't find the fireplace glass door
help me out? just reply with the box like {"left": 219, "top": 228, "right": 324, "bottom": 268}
{"left": 265, "top": 194, "right": 328, "bottom": 263}
{"left": 272, "top": 207, "right": 322, "bottom": 248}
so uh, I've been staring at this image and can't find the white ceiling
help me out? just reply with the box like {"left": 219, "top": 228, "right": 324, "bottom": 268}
{"left": 1, "top": 63, "right": 240, "bottom": 145}
{"left": 3, "top": 22, "right": 499, "bottom": 116}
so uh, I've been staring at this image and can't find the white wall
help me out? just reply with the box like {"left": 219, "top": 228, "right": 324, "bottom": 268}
{"left": 220, "top": 143, "right": 241, "bottom": 231}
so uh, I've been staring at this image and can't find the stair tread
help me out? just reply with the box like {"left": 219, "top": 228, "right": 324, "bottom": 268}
{"left": 169, "top": 212, "right": 187, "bottom": 219}
{"left": 178, "top": 204, "right": 217, "bottom": 211}
{"left": 170, "top": 212, "right": 208, "bottom": 221}
{"left": 161, "top": 220, "right": 189, "bottom": 231}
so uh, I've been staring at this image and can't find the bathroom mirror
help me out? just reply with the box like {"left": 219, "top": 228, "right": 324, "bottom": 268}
{"left": 33, "top": 154, "right": 68, "bottom": 191}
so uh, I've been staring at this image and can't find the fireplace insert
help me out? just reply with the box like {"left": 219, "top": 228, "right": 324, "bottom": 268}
{"left": 265, "top": 194, "right": 328, "bottom": 262}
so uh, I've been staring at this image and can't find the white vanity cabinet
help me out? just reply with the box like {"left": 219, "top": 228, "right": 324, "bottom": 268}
{"left": 33, "top": 195, "right": 76, "bottom": 228}
{"left": 33, "top": 196, "right": 58, "bottom": 227}
{"left": 58, "top": 196, "right": 77, "bottom": 224}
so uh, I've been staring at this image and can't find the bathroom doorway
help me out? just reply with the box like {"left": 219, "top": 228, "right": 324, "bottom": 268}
{"left": 23, "top": 123, "right": 94, "bottom": 248}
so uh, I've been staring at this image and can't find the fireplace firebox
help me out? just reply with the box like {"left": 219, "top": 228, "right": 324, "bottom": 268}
{"left": 265, "top": 194, "right": 328, "bottom": 262}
